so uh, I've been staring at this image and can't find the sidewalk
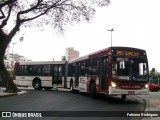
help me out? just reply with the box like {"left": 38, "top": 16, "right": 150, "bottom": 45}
{"left": 137, "top": 92, "right": 160, "bottom": 120}
{"left": 0, "top": 87, "right": 69, "bottom": 97}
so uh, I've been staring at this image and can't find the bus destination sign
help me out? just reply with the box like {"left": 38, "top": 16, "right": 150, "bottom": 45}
{"left": 116, "top": 50, "right": 140, "bottom": 56}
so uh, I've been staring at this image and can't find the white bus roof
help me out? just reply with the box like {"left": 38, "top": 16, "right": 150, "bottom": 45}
{"left": 18, "top": 61, "right": 65, "bottom": 65}
{"left": 69, "top": 55, "right": 89, "bottom": 63}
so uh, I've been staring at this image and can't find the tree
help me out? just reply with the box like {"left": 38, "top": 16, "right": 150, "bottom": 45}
{"left": 0, "top": 0, "right": 110, "bottom": 93}
{"left": 149, "top": 69, "right": 160, "bottom": 85}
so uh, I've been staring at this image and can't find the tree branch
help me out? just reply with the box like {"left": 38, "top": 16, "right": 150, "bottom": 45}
{"left": 0, "top": 0, "right": 17, "bottom": 20}
{"left": 0, "top": 4, "right": 13, "bottom": 29}
{"left": 21, "top": 12, "right": 47, "bottom": 22}
{"left": 18, "top": 0, "right": 43, "bottom": 15}
{"left": 0, "top": 0, "right": 16, "bottom": 8}
{"left": 20, "top": 2, "right": 58, "bottom": 23}
{"left": 7, "top": 21, "right": 20, "bottom": 42}
{"left": 0, "top": 8, "right": 5, "bottom": 19}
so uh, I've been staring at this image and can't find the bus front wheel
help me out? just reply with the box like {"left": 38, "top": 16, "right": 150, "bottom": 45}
{"left": 33, "top": 80, "right": 42, "bottom": 90}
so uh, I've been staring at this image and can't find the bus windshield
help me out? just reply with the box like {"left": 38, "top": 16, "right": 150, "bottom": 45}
{"left": 112, "top": 56, "right": 148, "bottom": 81}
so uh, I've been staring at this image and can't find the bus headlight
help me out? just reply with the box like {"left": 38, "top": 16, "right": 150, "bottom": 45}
{"left": 145, "top": 84, "right": 149, "bottom": 88}
{"left": 111, "top": 82, "right": 116, "bottom": 88}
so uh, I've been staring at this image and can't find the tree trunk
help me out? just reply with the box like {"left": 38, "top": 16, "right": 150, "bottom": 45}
{"left": 0, "top": 58, "right": 20, "bottom": 93}
{"left": 0, "top": 30, "right": 20, "bottom": 93}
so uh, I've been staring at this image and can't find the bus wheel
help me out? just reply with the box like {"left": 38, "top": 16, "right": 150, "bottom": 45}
{"left": 121, "top": 95, "right": 126, "bottom": 100}
{"left": 90, "top": 82, "right": 97, "bottom": 98}
{"left": 33, "top": 80, "right": 42, "bottom": 90}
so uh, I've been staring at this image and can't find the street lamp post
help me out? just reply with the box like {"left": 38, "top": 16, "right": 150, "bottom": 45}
{"left": 11, "top": 43, "right": 17, "bottom": 71}
{"left": 107, "top": 28, "right": 114, "bottom": 47}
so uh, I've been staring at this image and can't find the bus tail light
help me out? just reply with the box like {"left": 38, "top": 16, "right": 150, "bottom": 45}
{"left": 13, "top": 62, "right": 19, "bottom": 80}
{"left": 111, "top": 82, "right": 116, "bottom": 88}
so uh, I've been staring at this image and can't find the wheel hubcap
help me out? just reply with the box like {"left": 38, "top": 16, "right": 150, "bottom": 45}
{"left": 35, "top": 83, "right": 39, "bottom": 88}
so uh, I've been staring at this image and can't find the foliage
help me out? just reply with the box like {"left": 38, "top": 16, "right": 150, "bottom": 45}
{"left": 0, "top": 0, "right": 110, "bottom": 92}
{"left": 0, "top": 0, "right": 110, "bottom": 34}
{"left": 149, "top": 70, "right": 160, "bottom": 85}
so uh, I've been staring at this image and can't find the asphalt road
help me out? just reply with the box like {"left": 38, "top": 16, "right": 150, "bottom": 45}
{"left": 0, "top": 89, "right": 146, "bottom": 120}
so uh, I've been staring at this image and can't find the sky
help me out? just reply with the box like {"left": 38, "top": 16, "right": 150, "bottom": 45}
{"left": 10, "top": 0, "right": 160, "bottom": 71}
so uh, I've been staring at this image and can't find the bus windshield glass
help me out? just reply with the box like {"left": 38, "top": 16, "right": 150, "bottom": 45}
{"left": 112, "top": 56, "right": 148, "bottom": 81}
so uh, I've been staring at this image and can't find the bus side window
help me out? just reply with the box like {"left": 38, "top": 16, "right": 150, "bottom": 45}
{"left": 23, "top": 66, "right": 27, "bottom": 75}
{"left": 32, "top": 65, "right": 42, "bottom": 76}
{"left": 86, "top": 59, "right": 91, "bottom": 75}
{"left": 68, "top": 64, "right": 71, "bottom": 76}
{"left": 16, "top": 65, "right": 23, "bottom": 76}
{"left": 23, "top": 65, "right": 33, "bottom": 76}
{"left": 37, "top": 66, "right": 42, "bottom": 75}
{"left": 80, "top": 61, "right": 86, "bottom": 76}
{"left": 69, "top": 63, "right": 75, "bottom": 76}
{"left": 42, "top": 65, "right": 51, "bottom": 76}
{"left": 91, "top": 58, "right": 99, "bottom": 75}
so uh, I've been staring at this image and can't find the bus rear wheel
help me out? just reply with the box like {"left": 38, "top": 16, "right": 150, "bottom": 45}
{"left": 33, "top": 80, "right": 42, "bottom": 90}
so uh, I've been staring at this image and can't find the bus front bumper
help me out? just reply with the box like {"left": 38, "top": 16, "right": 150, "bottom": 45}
{"left": 109, "top": 86, "right": 149, "bottom": 95}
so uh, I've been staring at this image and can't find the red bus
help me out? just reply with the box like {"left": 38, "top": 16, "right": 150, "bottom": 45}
{"left": 67, "top": 47, "right": 149, "bottom": 99}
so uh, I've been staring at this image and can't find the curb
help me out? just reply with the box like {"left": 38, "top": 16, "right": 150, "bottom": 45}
{"left": 17, "top": 90, "right": 27, "bottom": 95}
{"left": 57, "top": 88, "right": 70, "bottom": 92}
{"left": 140, "top": 92, "right": 160, "bottom": 120}
{"left": 0, "top": 89, "right": 27, "bottom": 98}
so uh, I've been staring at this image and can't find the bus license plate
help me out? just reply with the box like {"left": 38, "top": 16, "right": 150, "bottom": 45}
{"left": 128, "top": 91, "right": 135, "bottom": 94}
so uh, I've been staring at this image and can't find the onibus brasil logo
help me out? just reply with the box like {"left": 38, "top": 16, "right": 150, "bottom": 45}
{"left": 1, "top": 112, "right": 42, "bottom": 118}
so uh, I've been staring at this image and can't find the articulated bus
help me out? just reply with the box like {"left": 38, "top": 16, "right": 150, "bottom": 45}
{"left": 13, "top": 46, "right": 149, "bottom": 99}
{"left": 13, "top": 61, "right": 65, "bottom": 90}
{"left": 67, "top": 47, "right": 149, "bottom": 99}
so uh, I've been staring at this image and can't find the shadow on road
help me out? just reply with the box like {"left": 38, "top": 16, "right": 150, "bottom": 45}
{"left": 25, "top": 88, "right": 142, "bottom": 104}
{"left": 65, "top": 91, "right": 141, "bottom": 105}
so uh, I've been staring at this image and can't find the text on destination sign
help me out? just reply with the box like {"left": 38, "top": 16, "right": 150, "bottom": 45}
{"left": 116, "top": 50, "right": 140, "bottom": 56}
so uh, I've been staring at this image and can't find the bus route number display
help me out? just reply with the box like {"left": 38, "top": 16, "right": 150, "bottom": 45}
{"left": 116, "top": 50, "right": 140, "bottom": 56}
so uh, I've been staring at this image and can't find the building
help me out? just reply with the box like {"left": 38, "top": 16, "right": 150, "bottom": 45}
{"left": 5, "top": 45, "right": 10, "bottom": 60}
{"left": 4, "top": 45, "right": 11, "bottom": 70}
{"left": 65, "top": 47, "right": 79, "bottom": 60}
{"left": 4, "top": 44, "right": 31, "bottom": 71}
{"left": 9, "top": 53, "right": 32, "bottom": 62}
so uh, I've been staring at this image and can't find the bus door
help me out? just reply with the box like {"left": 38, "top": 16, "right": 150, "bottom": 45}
{"left": 100, "top": 56, "right": 108, "bottom": 90}
{"left": 75, "top": 62, "right": 80, "bottom": 87}
{"left": 52, "top": 65, "right": 63, "bottom": 85}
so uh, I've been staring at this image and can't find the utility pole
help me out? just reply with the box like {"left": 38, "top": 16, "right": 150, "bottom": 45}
{"left": 107, "top": 28, "right": 114, "bottom": 47}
